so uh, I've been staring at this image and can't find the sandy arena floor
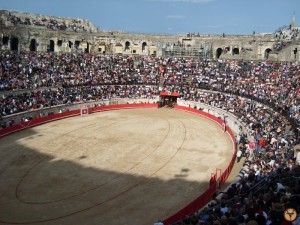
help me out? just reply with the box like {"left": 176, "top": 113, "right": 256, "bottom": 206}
{"left": 0, "top": 108, "right": 234, "bottom": 225}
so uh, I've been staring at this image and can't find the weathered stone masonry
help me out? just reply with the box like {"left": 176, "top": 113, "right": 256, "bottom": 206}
{"left": 0, "top": 10, "right": 299, "bottom": 62}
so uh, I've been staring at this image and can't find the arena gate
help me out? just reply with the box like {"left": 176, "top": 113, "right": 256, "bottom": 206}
{"left": 159, "top": 92, "right": 179, "bottom": 108}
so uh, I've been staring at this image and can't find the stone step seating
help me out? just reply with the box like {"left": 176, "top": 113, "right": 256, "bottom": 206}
{"left": 0, "top": 10, "right": 98, "bottom": 33}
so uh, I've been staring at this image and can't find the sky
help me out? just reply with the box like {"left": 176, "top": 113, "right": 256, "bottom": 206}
{"left": 0, "top": 0, "right": 299, "bottom": 35}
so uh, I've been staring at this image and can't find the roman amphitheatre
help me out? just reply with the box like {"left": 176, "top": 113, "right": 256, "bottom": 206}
{"left": 0, "top": 8, "right": 299, "bottom": 225}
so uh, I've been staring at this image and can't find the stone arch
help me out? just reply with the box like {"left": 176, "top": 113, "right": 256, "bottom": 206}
{"left": 232, "top": 48, "right": 239, "bottom": 55}
{"left": 225, "top": 46, "right": 230, "bottom": 53}
{"left": 69, "top": 41, "right": 73, "bottom": 49}
{"left": 216, "top": 48, "right": 223, "bottom": 58}
{"left": 75, "top": 40, "right": 80, "bottom": 49}
{"left": 293, "top": 48, "right": 297, "bottom": 60}
{"left": 48, "top": 40, "right": 55, "bottom": 52}
{"left": 125, "top": 41, "right": 130, "bottom": 50}
{"left": 2, "top": 36, "right": 9, "bottom": 46}
{"left": 98, "top": 42, "right": 106, "bottom": 53}
{"left": 85, "top": 42, "right": 90, "bottom": 53}
{"left": 11, "top": 37, "right": 19, "bottom": 51}
{"left": 115, "top": 42, "right": 123, "bottom": 54}
{"left": 264, "top": 48, "right": 272, "bottom": 59}
{"left": 142, "top": 42, "right": 147, "bottom": 51}
{"left": 30, "top": 39, "right": 37, "bottom": 51}
{"left": 199, "top": 47, "right": 205, "bottom": 57}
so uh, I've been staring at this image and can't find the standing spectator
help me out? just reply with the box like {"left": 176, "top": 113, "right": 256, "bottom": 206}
{"left": 237, "top": 149, "right": 243, "bottom": 163}
{"left": 296, "top": 149, "right": 300, "bottom": 165}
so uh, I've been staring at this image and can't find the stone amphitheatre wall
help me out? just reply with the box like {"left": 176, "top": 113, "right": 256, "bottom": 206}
{"left": 0, "top": 10, "right": 299, "bottom": 61}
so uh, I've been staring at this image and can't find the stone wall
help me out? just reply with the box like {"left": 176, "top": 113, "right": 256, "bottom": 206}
{"left": 0, "top": 9, "right": 299, "bottom": 62}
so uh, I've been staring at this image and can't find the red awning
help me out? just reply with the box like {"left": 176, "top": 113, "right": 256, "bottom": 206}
{"left": 160, "top": 92, "right": 179, "bottom": 97}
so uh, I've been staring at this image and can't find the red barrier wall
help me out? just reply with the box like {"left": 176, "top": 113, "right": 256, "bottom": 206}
{"left": 0, "top": 103, "right": 158, "bottom": 138}
{"left": 163, "top": 106, "right": 237, "bottom": 225}
{"left": 0, "top": 110, "right": 80, "bottom": 138}
{"left": 90, "top": 103, "right": 158, "bottom": 113}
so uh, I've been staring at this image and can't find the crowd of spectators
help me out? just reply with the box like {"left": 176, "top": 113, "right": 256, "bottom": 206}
{"left": 1, "top": 51, "right": 299, "bottom": 134}
{"left": 186, "top": 32, "right": 226, "bottom": 38}
{"left": 275, "top": 25, "right": 300, "bottom": 41}
{"left": 273, "top": 41, "right": 293, "bottom": 52}
{"left": 165, "top": 59, "right": 299, "bottom": 125}
{"left": 0, "top": 51, "right": 160, "bottom": 91}
{"left": 0, "top": 51, "right": 162, "bottom": 120}
{"left": 6, "top": 11, "right": 92, "bottom": 32}
{"left": 273, "top": 25, "right": 300, "bottom": 51}
{"left": 1, "top": 51, "right": 299, "bottom": 133}
{"left": 0, "top": 85, "right": 158, "bottom": 119}
{"left": 170, "top": 90, "right": 300, "bottom": 225}
{"left": 158, "top": 58, "right": 300, "bottom": 224}
{"left": 1, "top": 50, "right": 300, "bottom": 225}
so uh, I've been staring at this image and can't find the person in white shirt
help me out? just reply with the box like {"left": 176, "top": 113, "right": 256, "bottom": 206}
{"left": 295, "top": 150, "right": 300, "bottom": 165}
{"left": 237, "top": 149, "right": 242, "bottom": 163}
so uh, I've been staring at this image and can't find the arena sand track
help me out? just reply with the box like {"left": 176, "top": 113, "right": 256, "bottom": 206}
{"left": 0, "top": 108, "right": 234, "bottom": 225}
